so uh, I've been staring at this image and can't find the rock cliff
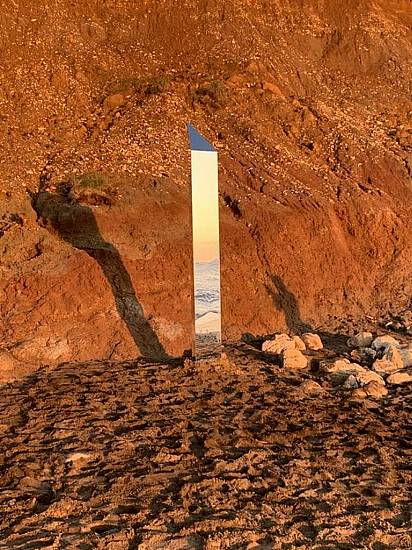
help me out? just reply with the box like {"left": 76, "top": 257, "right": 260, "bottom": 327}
{"left": 0, "top": 0, "right": 411, "bottom": 369}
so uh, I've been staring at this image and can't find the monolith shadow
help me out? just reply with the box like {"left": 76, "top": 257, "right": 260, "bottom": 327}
{"left": 33, "top": 190, "right": 168, "bottom": 361}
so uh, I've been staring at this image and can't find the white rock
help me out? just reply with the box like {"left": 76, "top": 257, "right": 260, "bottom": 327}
{"left": 371, "top": 335, "right": 400, "bottom": 352}
{"left": 262, "top": 334, "right": 302, "bottom": 355}
{"left": 355, "top": 370, "right": 385, "bottom": 387}
{"left": 347, "top": 332, "right": 373, "bottom": 349}
{"left": 281, "top": 348, "right": 308, "bottom": 369}
{"left": 302, "top": 333, "right": 323, "bottom": 351}
{"left": 386, "top": 372, "right": 412, "bottom": 385}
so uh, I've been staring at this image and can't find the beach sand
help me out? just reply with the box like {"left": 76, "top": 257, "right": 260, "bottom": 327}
{"left": 0, "top": 341, "right": 411, "bottom": 549}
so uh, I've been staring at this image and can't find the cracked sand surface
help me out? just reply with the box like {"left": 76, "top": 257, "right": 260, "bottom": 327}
{"left": 0, "top": 345, "right": 411, "bottom": 549}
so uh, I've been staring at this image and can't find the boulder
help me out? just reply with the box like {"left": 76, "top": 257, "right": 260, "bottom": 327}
{"left": 281, "top": 348, "right": 308, "bottom": 369}
{"left": 386, "top": 372, "right": 412, "bottom": 385}
{"left": 262, "top": 334, "right": 299, "bottom": 354}
{"left": 292, "top": 336, "right": 306, "bottom": 351}
{"left": 371, "top": 335, "right": 400, "bottom": 352}
{"left": 323, "top": 358, "right": 366, "bottom": 375}
{"left": 372, "top": 347, "right": 404, "bottom": 376}
{"left": 347, "top": 331, "right": 373, "bottom": 348}
{"left": 321, "top": 358, "right": 366, "bottom": 384}
{"left": 302, "top": 333, "right": 323, "bottom": 351}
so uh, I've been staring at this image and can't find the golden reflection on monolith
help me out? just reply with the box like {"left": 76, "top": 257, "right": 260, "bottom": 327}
{"left": 187, "top": 124, "right": 222, "bottom": 358}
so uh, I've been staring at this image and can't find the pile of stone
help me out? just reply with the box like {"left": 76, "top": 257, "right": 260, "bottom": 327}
{"left": 262, "top": 330, "right": 412, "bottom": 399}
{"left": 262, "top": 332, "right": 323, "bottom": 370}
{"left": 341, "top": 332, "right": 412, "bottom": 395}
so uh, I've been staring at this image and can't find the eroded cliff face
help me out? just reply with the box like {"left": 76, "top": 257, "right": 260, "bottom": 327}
{"left": 0, "top": 0, "right": 411, "bottom": 373}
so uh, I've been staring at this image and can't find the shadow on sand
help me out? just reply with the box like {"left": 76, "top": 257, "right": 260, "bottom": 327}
{"left": 33, "top": 189, "right": 168, "bottom": 361}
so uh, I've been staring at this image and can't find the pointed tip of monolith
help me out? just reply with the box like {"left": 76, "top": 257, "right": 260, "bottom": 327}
{"left": 187, "top": 123, "right": 216, "bottom": 152}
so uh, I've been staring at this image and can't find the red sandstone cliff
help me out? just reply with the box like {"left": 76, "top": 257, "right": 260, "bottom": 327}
{"left": 0, "top": 0, "right": 411, "bottom": 375}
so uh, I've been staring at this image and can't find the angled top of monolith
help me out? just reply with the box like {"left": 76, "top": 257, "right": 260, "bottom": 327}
{"left": 187, "top": 123, "right": 216, "bottom": 152}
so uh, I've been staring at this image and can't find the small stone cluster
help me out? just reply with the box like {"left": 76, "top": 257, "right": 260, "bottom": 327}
{"left": 262, "top": 330, "right": 412, "bottom": 399}
{"left": 262, "top": 332, "right": 323, "bottom": 370}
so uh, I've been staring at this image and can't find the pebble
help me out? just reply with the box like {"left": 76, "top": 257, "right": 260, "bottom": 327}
{"left": 302, "top": 333, "right": 323, "bottom": 351}
{"left": 347, "top": 332, "right": 373, "bottom": 348}
{"left": 343, "top": 374, "right": 358, "bottom": 389}
{"left": 102, "top": 92, "right": 130, "bottom": 113}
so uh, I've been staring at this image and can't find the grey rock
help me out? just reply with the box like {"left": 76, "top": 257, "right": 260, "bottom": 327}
{"left": 347, "top": 332, "right": 373, "bottom": 349}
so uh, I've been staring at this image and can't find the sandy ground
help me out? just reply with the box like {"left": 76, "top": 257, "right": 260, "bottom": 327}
{"left": 0, "top": 342, "right": 411, "bottom": 549}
